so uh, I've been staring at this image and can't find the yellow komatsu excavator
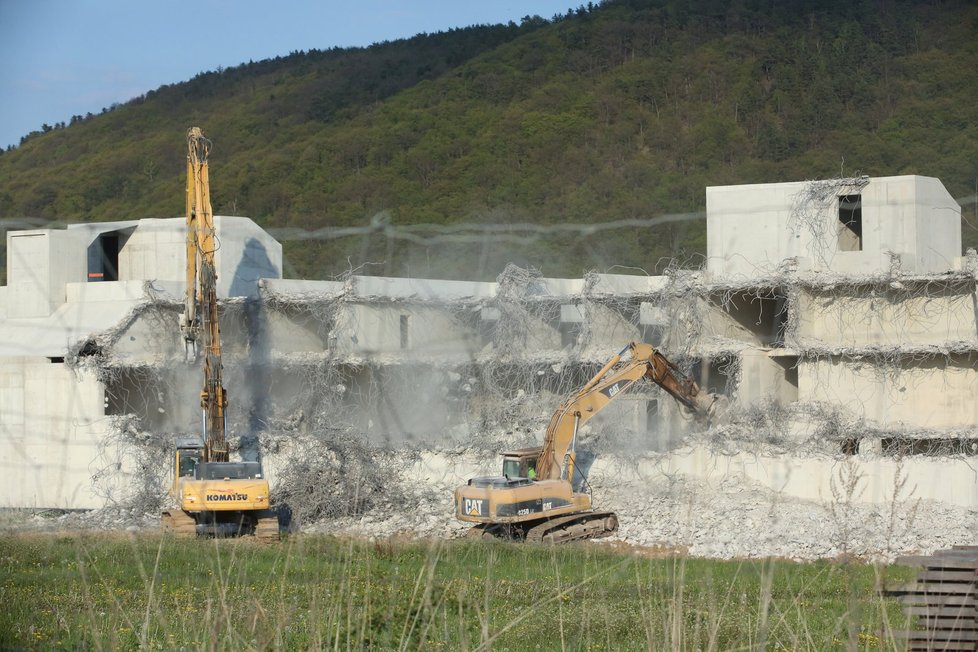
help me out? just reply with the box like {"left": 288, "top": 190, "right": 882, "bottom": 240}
{"left": 161, "top": 127, "right": 278, "bottom": 540}
{"left": 455, "top": 342, "right": 720, "bottom": 543}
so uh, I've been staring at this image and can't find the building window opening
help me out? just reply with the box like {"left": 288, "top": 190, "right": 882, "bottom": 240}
{"left": 838, "top": 194, "right": 862, "bottom": 252}
{"left": 480, "top": 319, "right": 496, "bottom": 346}
{"left": 399, "top": 314, "right": 409, "bottom": 349}
{"left": 784, "top": 363, "right": 799, "bottom": 389}
{"left": 640, "top": 325, "right": 665, "bottom": 346}
{"left": 841, "top": 438, "right": 860, "bottom": 455}
{"left": 479, "top": 307, "right": 500, "bottom": 346}
{"left": 721, "top": 290, "right": 788, "bottom": 347}
{"left": 882, "top": 437, "right": 978, "bottom": 456}
{"left": 559, "top": 323, "right": 580, "bottom": 348}
{"left": 645, "top": 399, "right": 659, "bottom": 434}
{"left": 88, "top": 234, "right": 119, "bottom": 281}
{"left": 693, "top": 356, "right": 733, "bottom": 396}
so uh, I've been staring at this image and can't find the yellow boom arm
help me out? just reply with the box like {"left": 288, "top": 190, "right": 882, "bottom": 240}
{"left": 535, "top": 342, "right": 718, "bottom": 481}
{"left": 183, "top": 127, "right": 228, "bottom": 463}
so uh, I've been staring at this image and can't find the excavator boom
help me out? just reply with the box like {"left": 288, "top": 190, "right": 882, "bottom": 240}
{"left": 184, "top": 127, "right": 228, "bottom": 463}
{"left": 536, "top": 341, "right": 718, "bottom": 483}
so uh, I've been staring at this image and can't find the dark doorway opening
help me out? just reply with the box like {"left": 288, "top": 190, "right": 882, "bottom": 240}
{"left": 87, "top": 229, "right": 132, "bottom": 282}
{"left": 399, "top": 314, "right": 410, "bottom": 349}
{"left": 838, "top": 194, "right": 862, "bottom": 251}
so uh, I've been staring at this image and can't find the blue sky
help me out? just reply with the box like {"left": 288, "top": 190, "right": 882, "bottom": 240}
{"left": 0, "top": 0, "right": 577, "bottom": 150}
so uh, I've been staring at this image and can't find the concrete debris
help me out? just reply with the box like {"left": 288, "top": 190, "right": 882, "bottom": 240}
{"left": 270, "top": 433, "right": 413, "bottom": 526}
{"left": 6, "top": 447, "right": 977, "bottom": 562}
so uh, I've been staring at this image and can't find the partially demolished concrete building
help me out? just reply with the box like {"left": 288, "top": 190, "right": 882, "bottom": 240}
{"left": 2, "top": 174, "right": 975, "bottom": 527}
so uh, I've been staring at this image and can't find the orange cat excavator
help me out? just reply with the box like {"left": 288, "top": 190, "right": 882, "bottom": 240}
{"left": 161, "top": 127, "right": 278, "bottom": 540}
{"left": 455, "top": 342, "right": 720, "bottom": 543}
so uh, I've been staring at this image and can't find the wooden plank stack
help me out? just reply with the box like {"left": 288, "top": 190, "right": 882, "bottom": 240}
{"left": 883, "top": 547, "right": 978, "bottom": 651}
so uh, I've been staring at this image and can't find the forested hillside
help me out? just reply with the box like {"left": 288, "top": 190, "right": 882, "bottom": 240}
{"left": 1, "top": 0, "right": 976, "bottom": 281}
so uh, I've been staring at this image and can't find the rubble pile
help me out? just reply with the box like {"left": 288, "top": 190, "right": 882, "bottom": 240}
{"left": 271, "top": 432, "right": 412, "bottom": 526}
{"left": 9, "top": 438, "right": 975, "bottom": 562}
{"left": 270, "top": 445, "right": 975, "bottom": 561}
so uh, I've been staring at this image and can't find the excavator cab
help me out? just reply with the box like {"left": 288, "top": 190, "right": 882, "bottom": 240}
{"left": 174, "top": 438, "right": 205, "bottom": 482}
{"left": 501, "top": 447, "right": 542, "bottom": 480}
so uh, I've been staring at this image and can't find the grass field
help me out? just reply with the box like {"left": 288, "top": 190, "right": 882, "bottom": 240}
{"left": 0, "top": 532, "right": 915, "bottom": 650}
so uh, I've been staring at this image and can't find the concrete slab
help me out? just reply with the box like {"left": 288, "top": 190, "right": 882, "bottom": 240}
{"left": 537, "top": 277, "right": 585, "bottom": 296}
{"left": 260, "top": 278, "right": 346, "bottom": 297}
{"left": 587, "top": 274, "right": 670, "bottom": 295}
{"left": 0, "top": 299, "right": 146, "bottom": 357}
{"left": 350, "top": 275, "right": 496, "bottom": 301}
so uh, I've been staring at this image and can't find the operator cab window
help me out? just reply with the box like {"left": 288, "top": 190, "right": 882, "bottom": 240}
{"left": 502, "top": 458, "right": 521, "bottom": 479}
{"left": 199, "top": 461, "right": 263, "bottom": 480}
{"left": 178, "top": 450, "right": 203, "bottom": 478}
{"left": 502, "top": 457, "right": 536, "bottom": 479}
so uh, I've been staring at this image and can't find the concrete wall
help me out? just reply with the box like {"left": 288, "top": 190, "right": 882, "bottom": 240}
{"left": 108, "top": 304, "right": 185, "bottom": 365}
{"left": 799, "top": 354, "right": 978, "bottom": 429}
{"left": 333, "top": 303, "right": 479, "bottom": 358}
{"left": 707, "top": 181, "right": 804, "bottom": 279}
{"left": 620, "top": 445, "right": 978, "bottom": 508}
{"left": 0, "top": 359, "right": 108, "bottom": 509}
{"left": 906, "top": 176, "right": 961, "bottom": 273}
{"left": 6, "top": 229, "right": 88, "bottom": 318}
{"left": 118, "top": 216, "right": 282, "bottom": 298}
{"left": 117, "top": 219, "right": 184, "bottom": 285}
{"left": 262, "top": 308, "right": 328, "bottom": 356}
{"left": 706, "top": 175, "right": 962, "bottom": 281}
{"left": 351, "top": 275, "right": 495, "bottom": 302}
{"left": 737, "top": 349, "right": 798, "bottom": 405}
{"left": 703, "top": 293, "right": 784, "bottom": 347}
{"left": 792, "top": 282, "right": 978, "bottom": 350}
{"left": 213, "top": 216, "right": 283, "bottom": 298}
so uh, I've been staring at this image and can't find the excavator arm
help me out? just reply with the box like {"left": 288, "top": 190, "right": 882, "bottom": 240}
{"left": 182, "top": 127, "right": 228, "bottom": 463}
{"left": 535, "top": 342, "right": 718, "bottom": 481}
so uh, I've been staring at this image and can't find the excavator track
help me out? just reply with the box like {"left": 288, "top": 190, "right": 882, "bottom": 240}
{"left": 466, "top": 523, "right": 520, "bottom": 540}
{"left": 253, "top": 513, "right": 280, "bottom": 542}
{"left": 466, "top": 524, "right": 493, "bottom": 539}
{"left": 525, "top": 511, "right": 618, "bottom": 544}
{"left": 161, "top": 509, "right": 197, "bottom": 537}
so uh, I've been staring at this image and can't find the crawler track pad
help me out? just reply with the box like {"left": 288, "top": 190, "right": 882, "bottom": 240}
{"left": 161, "top": 509, "right": 196, "bottom": 537}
